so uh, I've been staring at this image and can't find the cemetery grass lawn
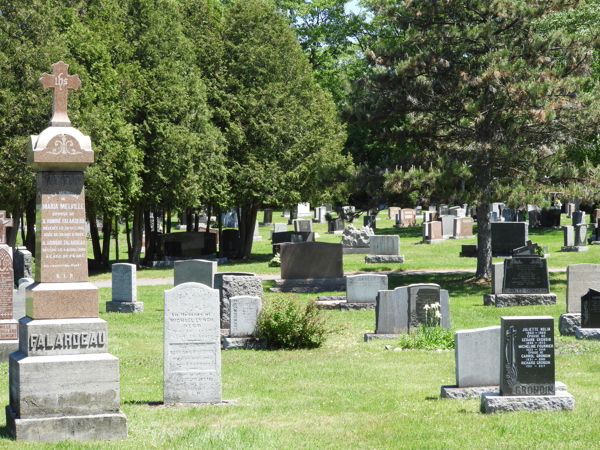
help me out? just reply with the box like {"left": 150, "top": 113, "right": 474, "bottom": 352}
{"left": 0, "top": 274, "right": 598, "bottom": 448}
{"left": 87, "top": 211, "right": 600, "bottom": 281}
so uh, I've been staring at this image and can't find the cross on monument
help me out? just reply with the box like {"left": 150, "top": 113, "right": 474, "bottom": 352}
{"left": 39, "top": 61, "right": 81, "bottom": 127}
{"left": 0, "top": 211, "right": 14, "bottom": 245}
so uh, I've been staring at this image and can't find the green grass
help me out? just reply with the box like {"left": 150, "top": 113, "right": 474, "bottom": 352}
{"left": 87, "top": 210, "right": 599, "bottom": 280}
{"left": 0, "top": 271, "right": 598, "bottom": 448}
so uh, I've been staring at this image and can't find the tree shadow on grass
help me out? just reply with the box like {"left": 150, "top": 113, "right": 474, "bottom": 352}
{"left": 388, "top": 274, "right": 490, "bottom": 297}
{"left": 375, "top": 226, "right": 423, "bottom": 239}
{"left": 0, "top": 425, "right": 11, "bottom": 439}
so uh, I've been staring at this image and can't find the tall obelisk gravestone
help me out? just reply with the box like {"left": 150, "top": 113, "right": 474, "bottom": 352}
{"left": 5, "top": 62, "right": 128, "bottom": 441}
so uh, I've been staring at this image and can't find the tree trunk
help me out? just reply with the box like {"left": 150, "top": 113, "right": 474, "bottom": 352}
{"left": 476, "top": 202, "right": 492, "bottom": 278}
{"left": 20, "top": 213, "right": 25, "bottom": 247}
{"left": 217, "top": 205, "right": 223, "bottom": 258}
{"left": 87, "top": 209, "right": 102, "bottom": 262}
{"left": 115, "top": 215, "right": 120, "bottom": 263}
{"left": 238, "top": 203, "right": 258, "bottom": 259}
{"left": 25, "top": 199, "right": 35, "bottom": 255}
{"left": 8, "top": 206, "right": 20, "bottom": 249}
{"left": 194, "top": 212, "right": 199, "bottom": 232}
{"left": 130, "top": 206, "right": 143, "bottom": 266}
{"left": 186, "top": 208, "right": 193, "bottom": 230}
{"left": 125, "top": 213, "right": 132, "bottom": 258}
{"left": 167, "top": 209, "right": 171, "bottom": 233}
{"left": 206, "top": 205, "right": 212, "bottom": 230}
{"left": 101, "top": 215, "right": 112, "bottom": 268}
{"left": 144, "top": 209, "right": 152, "bottom": 257}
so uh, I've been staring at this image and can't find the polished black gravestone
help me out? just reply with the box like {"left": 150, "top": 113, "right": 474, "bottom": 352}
{"left": 500, "top": 316, "right": 554, "bottom": 396}
{"left": 581, "top": 288, "right": 600, "bottom": 328}
{"left": 363, "top": 215, "right": 376, "bottom": 229}
{"left": 327, "top": 217, "right": 344, "bottom": 233}
{"left": 503, "top": 256, "right": 550, "bottom": 294}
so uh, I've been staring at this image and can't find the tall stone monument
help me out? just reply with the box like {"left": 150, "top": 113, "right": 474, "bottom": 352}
{"left": 0, "top": 245, "right": 19, "bottom": 359}
{"left": 6, "top": 62, "right": 127, "bottom": 441}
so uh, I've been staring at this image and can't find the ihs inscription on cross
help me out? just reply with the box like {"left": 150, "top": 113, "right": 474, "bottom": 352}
{"left": 0, "top": 211, "right": 13, "bottom": 245}
{"left": 39, "top": 61, "right": 81, "bottom": 127}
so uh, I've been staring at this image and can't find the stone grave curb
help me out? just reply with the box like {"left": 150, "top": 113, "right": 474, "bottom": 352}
{"left": 575, "top": 327, "right": 600, "bottom": 340}
{"left": 484, "top": 294, "right": 556, "bottom": 307}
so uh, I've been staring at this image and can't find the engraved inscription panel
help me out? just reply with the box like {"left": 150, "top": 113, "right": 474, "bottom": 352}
{"left": 503, "top": 257, "right": 549, "bottom": 294}
{"left": 169, "top": 343, "right": 217, "bottom": 372}
{"left": 112, "top": 264, "right": 136, "bottom": 302}
{"left": 581, "top": 289, "right": 600, "bottom": 328}
{"left": 0, "top": 247, "right": 13, "bottom": 319}
{"left": 230, "top": 296, "right": 261, "bottom": 337}
{"left": 35, "top": 172, "right": 88, "bottom": 282}
{"left": 500, "top": 316, "right": 555, "bottom": 396}
{"left": 0, "top": 323, "right": 18, "bottom": 340}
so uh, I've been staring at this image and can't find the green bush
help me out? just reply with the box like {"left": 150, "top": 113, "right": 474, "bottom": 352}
{"left": 268, "top": 253, "right": 281, "bottom": 267}
{"left": 395, "top": 324, "right": 455, "bottom": 350}
{"left": 257, "top": 297, "right": 331, "bottom": 349}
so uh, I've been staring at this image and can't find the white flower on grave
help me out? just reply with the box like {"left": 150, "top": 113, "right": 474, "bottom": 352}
{"left": 435, "top": 311, "right": 441, "bottom": 319}
{"left": 424, "top": 304, "right": 430, "bottom": 310}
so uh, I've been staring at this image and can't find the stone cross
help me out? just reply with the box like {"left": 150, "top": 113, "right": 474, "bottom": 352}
{"left": 39, "top": 61, "right": 81, "bottom": 127}
{"left": 0, "top": 211, "right": 13, "bottom": 245}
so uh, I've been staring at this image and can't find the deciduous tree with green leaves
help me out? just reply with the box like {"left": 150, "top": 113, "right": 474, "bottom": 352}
{"left": 349, "top": 0, "right": 600, "bottom": 277}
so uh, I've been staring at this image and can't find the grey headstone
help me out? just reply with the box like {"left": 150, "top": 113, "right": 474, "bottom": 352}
{"left": 111, "top": 263, "right": 136, "bottom": 302}
{"left": 369, "top": 235, "right": 400, "bottom": 255}
{"left": 572, "top": 211, "right": 585, "bottom": 226}
{"left": 219, "top": 274, "right": 263, "bottom": 329}
{"left": 293, "top": 219, "right": 312, "bottom": 232}
{"left": 440, "top": 289, "right": 451, "bottom": 330}
{"left": 574, "top": 224, "right": 587, "bottom": 246}
{"left": 503, "top": 257, "right": 550, "bottom": 294}
{"left": 229, "top": 296, "right": 261, "bottom": 337}
{"left": 563, "top": 226, "right": 574, "bottom": 247}
{"left": 174, "top": 259, "right": 217, "bottom": 288}
{"left": 490, "top": 222, "right": 528, "bottom": 255}
{"left": 164, "top": 282, "right": 221, "bottom": 404}
{"left": 455, "top": 326, "right": 500, "bottom": 387}
{"left": 376, "top": 287, "right": 409, "bottom": 334}
{"left": 492, "top": 263, "right": 504, "bottom": 295}
{"left": 408, "top": 284, "right": 441, "bottom": 328}
{"left": 13, "top": 247, "right": 32, "bottom": 286}
{"left": 346, "top": 274, "right": 388, "bottom": 303}
{"left": 566, "top": 264, "right": 600, "bottom": 313}
{"left": 274, "top": 223, "right": 287, "bottom": 233}
{"left": 280, "top": 242, "right": 343, "bottom": 280}
{"left": 438, "top": 216, "right": 454, "bottom": 237}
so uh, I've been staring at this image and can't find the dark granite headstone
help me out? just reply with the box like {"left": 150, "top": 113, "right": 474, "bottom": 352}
{"left": 272, "top": 231, "right": 315, "bottom": 245}
{"left": 460, "top": 244, "right": 478, "bottom": 257}
{"left": 512, "top": 240, "right": 540, "bottom": 256}
{"left": 503, "top": 257, "right": 550, "bottom": 294}
{"left": 491, "top": 222, "right": 528, "bottom": 255}
{"left": 327, "top": 217, "right": 344, "bottom": 232}
{"left": 500, "top": 316, "right": 555, "bottom": 396}
{"left": 263, "top": 209, "right": 273, "bottom": 224}
{"left": 364, "top": 215, "right": 376, "bottom": 229}
{"left": 540, "top": 208, "right": 561, "bottom": 227}
{"left": 221, "top": 229, "right": 240, "bottom": 257}
{"left": 159, "top": 231, "right": 216, "bottom": 257}
{"left": 581, "top": 288, "right": 600, "bottom": 328}
{"left": 280, "top": 242, "right": 343, "bottom": 279}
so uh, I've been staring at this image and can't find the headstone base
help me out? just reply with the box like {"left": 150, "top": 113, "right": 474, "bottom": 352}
{"left": 252, "top": 236, "right": 263, "bottom": 241}
{"left": 364, "top": 255, "right": 405, "bottom": 263}
{"left": 5, "top": 405, "right": 127, "bottom": 442}
{"left": 258, "top": 222, "right": 273, "bottom": 226}
{"left": 559, "top": 313, "right": 581, "bottom": 336}
{"left": 342, "top": 247, "right": 371, "bottom": 254}
{"left": 575, "top": 327, "right": 600, "bottom": 340}
{"left": 448, "top": 235, "right": 473, "bottom": 239}
{"left": 588, "top": 241, "right": 600, "bottom": 245}
{"left": 0, "top": 340, "right": 19, "bottom": 361}
{"left": 145, "top": 256, "right": 227, "bottom": 267}
{"left": 316, "top": 300, "right": 344, "bottom": 309}
{"left": 422, "top": 239, "right": 445, "bottom": 244}
{"left": 483, "top": 293, "right": 556, "bottom": 307}
{"left": 340, "top": 302, "right": 376, "bottom": 311}
{"left": 480, "top": 389, "right": 574, "bottom": 414}
{"left": 222, "top": 337, "right": 268, "bottom": 350}
{"left": 441, "top": 385, "right": 498, "bottom": 400}
{"left": 560, "top": 246, "right": 588, "bottom": 252}
{"left": 442, "top": 382, "right": 567, "bottom": 400}
{"left": 325, "top": 230, "right": 344, "bottom": 235}
{"left": 364, "top": 333, "right": 401, "bottom": 342}
{"left": 106, "top": 301, "right": 144, "bottom": 313}
{"left": 269, "top": 278, "right": 346, "bottom": 293}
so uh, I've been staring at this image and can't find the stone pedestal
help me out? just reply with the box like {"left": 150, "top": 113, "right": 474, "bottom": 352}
{"left": 561, "top": 246, "right": 588, "bottom": 252}
{"left": 364, "top": 255, "right": 405, "bottom": 263}
{"left": 480, "top": 390, "right": 574, "bottom": 413}
{"left": 575, "top": 327, "right": 600, "bottom": 340}
{"left": 483, "top": 293, "right": 556, "bottom": 307}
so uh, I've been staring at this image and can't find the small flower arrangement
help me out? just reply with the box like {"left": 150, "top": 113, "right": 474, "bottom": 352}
{"left": 268, "top": 253, "right": 281, "bottom": 267}
{"left": 424, "top": 302, "right": 441, "bottom": 328}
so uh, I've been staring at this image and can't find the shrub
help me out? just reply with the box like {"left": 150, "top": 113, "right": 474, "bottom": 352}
{"left": 257, "top": 297, "right": 331, "bottom": 349}
{"left": 268, "top": 253, "right": 281, "bottom": 267}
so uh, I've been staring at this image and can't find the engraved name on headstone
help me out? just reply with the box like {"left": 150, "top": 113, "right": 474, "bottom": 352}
{"left": 229, "top": 296, "right": 261, "bottom": 337}
{"left": 581, "top": 288, "right": 600, "bottom": 328}
{"left": 0, "top": 246, "right": 18, "bottom": 340}
{"left": 503, "top": 257, "right": 550, "bottom": 294}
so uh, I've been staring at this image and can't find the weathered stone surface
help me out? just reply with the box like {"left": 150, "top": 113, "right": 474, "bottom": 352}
{"left": 6, "top": 406, "right": 127, "bottom": 441}
{"left": 376, "top": 287, "right": 409, "bottom": 334}
{"left": 440, "top": 290, "right": 451, "bottom": 330}
{"left": 491, "top": 263, "right": 503, "bottom": 295}
{"left": 455, "top": 326, "right": 500, "bottom": 387}
{"left": 453, "top": 217, "right": 473, "bottom": 238}
{"left": 438, "top": 215, "right": 454, "bottom": 237}
{"left": 346, "top": 274, "right": 387, "bottom": 303}
{"left": 293, "top": 219, "right": 312, "bottom": 232}
{"left": 424, "top": 221, "right": 442, "bottom": 241}
{"left": 26, "top": 281, "right": 99, "bottom": 319}
{"left": 270, "top": 278, "right": 345, "bottom": 293}
{"left": 111, "top": 263, "right": 136, "bottom": 302}
{"left": 364, "top": 333, "right": 400, "bottom": 342}
{"left": 492, "top": 294, "right": 556, "bottom": 307}
{"left": 220, "top": 275, "right": 263, "bottom": 329}
{"left": 502, "top": 257, "right": 550, "bottom": 294}
{"left": 441, "top": 386, "right": 498, "bottom": 400}
{"left": 14, "top": 278, "right": 34, "bottom": 321}
{"left": 341, "top": 224, "right": 373, "bottom": 248}
{"left": 280, "top": 242, "right": 343, "bottom": 280}
{"left": 566, "top": 264, "right": 600, "bottom": 313}
{"left": 409, "top": 284, "right": 441, "bottom": 328}
{"left": 13, "top": 247, "right": 33, "bottom": 286}
{"left": 229, "top": 296, "right": 261, "bottom": 337}
{"left": 575, "top": 327, "right": 600, "bottom": 340}
{"left": 364, "top": 255, "right": 405, "bottom": 263}
{"left": 483, "top": 294, "right": 496, "bottom": 306}
{"left": 491, "top": 222, "right": 528, "bottom": 255}
{"left": 19, "top": 317, "right": 108, "bottom": 357}
{"left": 480, "top": 391, "right": 574, "bottom": 413}
{"left": 9, "top": 352, "right": 121, "bottom": 418}
{"left": 559, "top": 313, "right": 581, "bottom": 336}
{"left": 106, "top": 301, "right": 144, "bottom": 313}
{"left": 563, "top": 225, "right": 574, "bottom": 247}
{"left": 222, "top": 337, "right": 268, "bottom": 350}
{"left": 369, "top": 235, "right": 400, "bottom": 255}
{"left": 174, "top": 259, "right": 216, "bottom": 288}
{"left": 164, "top": 282, "right": 221, "bottom": 404}
{"left": 273, "top": 223, "right": 287, "bottom": 233}
{"left": 315, "top": 299, "right": 345, "bottom": 310}
{"left": 340, "top": 302, "right": 376, "bottom": 311}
